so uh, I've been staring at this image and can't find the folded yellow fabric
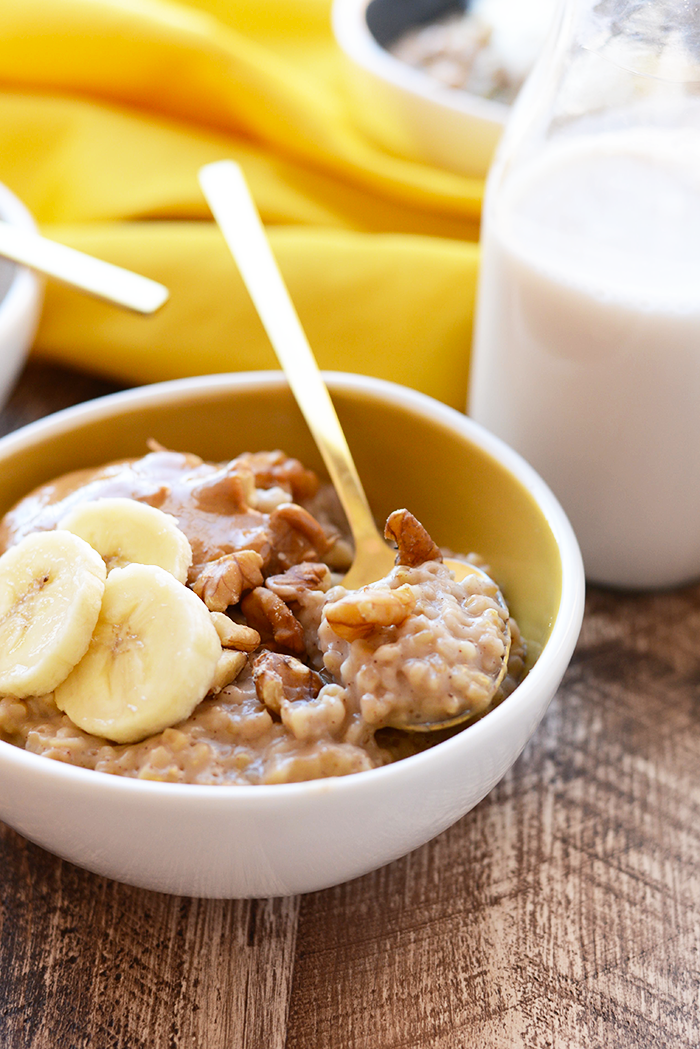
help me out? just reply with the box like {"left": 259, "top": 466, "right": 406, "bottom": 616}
{"left": 0, "top": 0, "right": 485, "bottom": 409}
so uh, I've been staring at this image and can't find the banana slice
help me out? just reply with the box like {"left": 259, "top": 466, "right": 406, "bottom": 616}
{"left": 59, "top": 497, "right": 192, "bottom": 583}
{"left": 54, "top": 562, "right": 221, "bottom": 744}
{"left": 0, "top": 530, "right": 106, "bottom": 698}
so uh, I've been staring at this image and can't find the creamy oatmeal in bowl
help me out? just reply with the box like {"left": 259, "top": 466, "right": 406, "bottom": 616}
{"left": 0, "top": 445, "right": 519, "bottom": 783}
{"left": 0, "top": 372, "right": 584, "bottom": 897}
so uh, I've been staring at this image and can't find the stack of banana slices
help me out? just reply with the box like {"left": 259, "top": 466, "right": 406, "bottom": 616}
{"left": 0, "top": 498, "right": 227, "bottom": 744}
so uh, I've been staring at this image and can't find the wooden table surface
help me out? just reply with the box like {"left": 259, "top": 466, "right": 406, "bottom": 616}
{"left": 1, "top": 361, "right": 699, "bottom": 1049}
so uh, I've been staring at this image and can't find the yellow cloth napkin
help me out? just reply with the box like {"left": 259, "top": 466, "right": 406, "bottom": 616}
{"left": 0, "top": 0, "right": 485, "bottom": 409}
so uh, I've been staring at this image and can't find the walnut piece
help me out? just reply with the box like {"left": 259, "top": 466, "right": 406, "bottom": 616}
{"left": 209, "top": 612, "right": 261, "bottom": 651}
{"left": 265, "top": 562, "right": 332, "bottom": 602}
{"left": 267, "top": 503, "right": 333, "bottom": 573}
{"left": 250, "top": 651, "right": 323, "bottom": 714}
{"left": 384, "top": 509, "right": 442, "bottom": 568}
{"left": 209, "top": 650, "right": 248, "bottom": 694}
{"left": 241, "top": 587, "right": 306, "bottom": 654}
{"left": 323, "top": 583, "right": 417, "bottom": 642}
{"left": 232, "top": 451, "right": 319, "bottom": 502}
{"left": 190, "top": 462, "right": 256, "bottom": 513}
{"left": 191, "top": 550, "right": 264, "bottom": 612}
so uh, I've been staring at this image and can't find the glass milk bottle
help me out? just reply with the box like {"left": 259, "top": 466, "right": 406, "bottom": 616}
{"left": 469, "top": 0, "right": 700, "bottom": 588}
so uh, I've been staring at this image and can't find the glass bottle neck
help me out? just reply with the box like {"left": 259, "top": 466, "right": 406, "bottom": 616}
{"left": 560, "top": 0, "right": 700, "bottom": 84}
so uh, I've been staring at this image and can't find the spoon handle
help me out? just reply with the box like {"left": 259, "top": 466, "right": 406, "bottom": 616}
{"left": 0, "top": 221, "right": 169, "bottom": 314}
{"left": 198, "top": 160, "right": 381, "bottom": 552}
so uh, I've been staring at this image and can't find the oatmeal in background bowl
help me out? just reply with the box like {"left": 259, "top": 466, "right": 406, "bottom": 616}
{"left": 0, "top": 372, "right": 583, "bottom": 897}
{"left": 387, "top": 0, "right": 558, "bottom": 105}
{"left": 332, "top": 0, "right": 558, "bottom": 176}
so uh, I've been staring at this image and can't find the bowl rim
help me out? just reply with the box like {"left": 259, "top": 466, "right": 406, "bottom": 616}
{"left": 0, "top": 181, "right": 43, "bottom": 335}
{"left": 331, "top": 0, "right": 509, "bottom": 126}
{"left": 0, "top": 370, "right": 585, "bottom": 804}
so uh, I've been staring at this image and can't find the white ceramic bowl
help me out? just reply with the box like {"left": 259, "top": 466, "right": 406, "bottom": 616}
{"left": 332, "top": 0, "right": 508, "bottom": 177}
{"left": 0, "top": 372, "right": 584, "bottom": 898}
{"left": 0, "top": 183, "right": 43, "bottom": 408}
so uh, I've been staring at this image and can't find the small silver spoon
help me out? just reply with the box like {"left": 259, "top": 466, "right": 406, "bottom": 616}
{"left": 198, "top": 159, "right": 510, "bottom": 730}
{"left": 0, "top": 221, "right": 169, "bottom": 314}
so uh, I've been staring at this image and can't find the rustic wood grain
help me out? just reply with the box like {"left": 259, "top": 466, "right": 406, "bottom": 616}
{"left": 287, "top": 585, "right": 700, "bottom": 1049}
{"left": 0, "top": 830, "right": 300, "bottom": 1049}
{"left": 0, "top": 360, "right": 121, "bottom": 438}
{"left": 1, "top": 360, "right": 699, "bottom": 1048}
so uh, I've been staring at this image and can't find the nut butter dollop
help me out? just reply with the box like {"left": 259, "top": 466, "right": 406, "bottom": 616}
{"left": 0, "top": 449, "right": 325, "bottom": 580}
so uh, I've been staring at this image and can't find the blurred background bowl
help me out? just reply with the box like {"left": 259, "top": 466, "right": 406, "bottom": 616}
{"left": 0, "top": 183, "right": 44, "bottom": 408}
{"left": 0, "top": 372, "right": 584, "bottom": 897}
{"left": 332, "top": 0, "right": 509, "bottom": 177}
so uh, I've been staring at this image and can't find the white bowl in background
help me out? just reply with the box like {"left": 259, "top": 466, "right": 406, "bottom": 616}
{"left": 0, "top": 372, "right": 585, "bottom": 898}
{"left": 332, "top": 0, "right": 508, "bottom": 178}
{"left": 0, "top": 183, "right": 43, "bottom": 408}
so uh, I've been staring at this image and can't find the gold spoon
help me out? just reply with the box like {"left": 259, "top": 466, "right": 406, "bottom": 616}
{"left": 198, "top": 160, "right": 510, "bottom": 728}
{"left": 0, "top": 221, "right": 168, "bottom": 314}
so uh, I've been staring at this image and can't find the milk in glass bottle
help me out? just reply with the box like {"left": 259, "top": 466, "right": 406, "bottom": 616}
{"left": 469, "top": 0, "right": 700, "bottom": 588}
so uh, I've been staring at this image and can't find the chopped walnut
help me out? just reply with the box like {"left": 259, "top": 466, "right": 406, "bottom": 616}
{"left": 209, "top": 612, "right": 261, "bottom": 651}
{"left": 323, "top": 583, "right": 417, "bottom": 642}
{"left": 241, "top": 587, "right": 306, "bottom": 654}
{"left": 209, "top": 650, "right": 248, "bottom": 694}
{"left": 232, "top": 451, "right": 319, "bottom": 502}
{"left": 265, "top": 562, "right": 332, "bottom": 603}
{"left": 251, "top": 654, "right": 346, "bottom": 742}
{"left": 191, "top": 550, "right": 264, "bottom": 612}
{"left": 267, "top": 503, "right": 333, "bottom": 573}
{"left": 384, "top": 509, "right": 442, "bottom": 568}
{"left": 250, "top": 651, "right": 323, "bottom": 714}
{"left": 190, "top": 462, "right": 256, "bottom": 513}
{"left": 250, "top": 486, "right": 292, "bottom": 513}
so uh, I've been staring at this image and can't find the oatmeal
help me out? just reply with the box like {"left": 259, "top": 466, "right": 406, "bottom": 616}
{"left": 388, "top": 0, "right": 557, "bottom": 105}
{"left": 320, "top": 560, "right": 508, "bottom": 729}
{"left": 0, "top": 447, "right": 526, "bottom": 784}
